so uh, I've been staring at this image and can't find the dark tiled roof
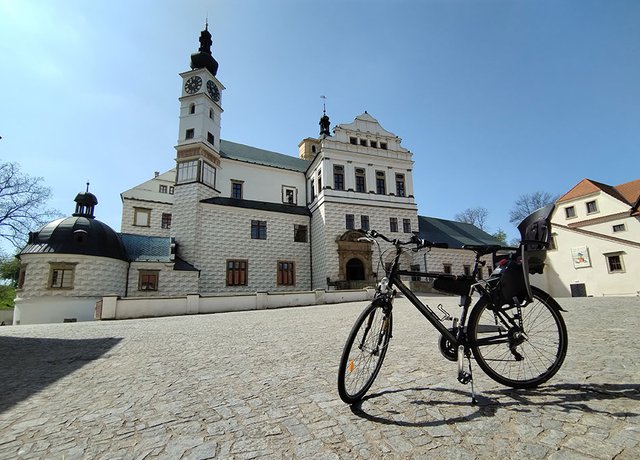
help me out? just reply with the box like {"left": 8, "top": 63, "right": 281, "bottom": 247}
{"left": 201, "top": 197, "right": 311, "bottom": 216}
{"left": 220, "top": 139, "right": 310, "bottom": 172}
{"left": 20, "top": 217, "right": 127, "bottom": 261}
{"left": 120, "top": 233, "right": 172, "bottom": 262}
{"left": 417, "top": 216, "right": 503, "bottom": 249}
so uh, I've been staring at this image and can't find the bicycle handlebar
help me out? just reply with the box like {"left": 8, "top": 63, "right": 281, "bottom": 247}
{"left": 358, "top": 229, "right": 448, "bottom": 250}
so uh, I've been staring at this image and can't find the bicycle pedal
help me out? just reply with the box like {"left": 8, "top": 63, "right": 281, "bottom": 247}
{"left": 457, "top": 371, "right": 473, "bottom": 385}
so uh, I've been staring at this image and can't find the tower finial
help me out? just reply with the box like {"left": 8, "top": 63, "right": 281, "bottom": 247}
{"left": 205, "top": 14, "right": 208, "bottom": 30}
{"left": 86, "top": 181, "right": 90, "bottom": 193}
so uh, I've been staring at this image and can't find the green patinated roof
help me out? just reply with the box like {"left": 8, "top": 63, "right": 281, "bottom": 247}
{"left": 220, "top": 139, "right": 310, "bottom": 172}
{"left": 417, "top": 216, "right": 502, "bottom": 249}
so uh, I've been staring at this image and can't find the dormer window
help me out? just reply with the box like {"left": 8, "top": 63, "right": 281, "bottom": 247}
{"left": 565, "top": 206, "right": 576, "bottom": 219}
{"left": 586, "top": 200, "right": 598, "bottom": 214}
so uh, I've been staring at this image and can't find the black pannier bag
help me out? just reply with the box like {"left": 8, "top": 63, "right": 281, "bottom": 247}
{"left": 489, "top": 255, "right": 528, "bottom": 306}
{"left": 433, "top": 276, "right": 475, "bottom": 296}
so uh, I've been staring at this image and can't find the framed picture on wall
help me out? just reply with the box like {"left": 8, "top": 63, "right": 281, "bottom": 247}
{"left": 571, "top": 246, "right": 591, "bottom": 268}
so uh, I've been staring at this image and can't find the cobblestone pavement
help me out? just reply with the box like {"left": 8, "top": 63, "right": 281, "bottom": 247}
{"left": 0, "top": 294, "right": 638, "bottom": 459}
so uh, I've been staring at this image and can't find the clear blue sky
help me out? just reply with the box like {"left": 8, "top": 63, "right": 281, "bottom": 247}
{"left": 1, "top": 0, "right": 639, "bottom": 251}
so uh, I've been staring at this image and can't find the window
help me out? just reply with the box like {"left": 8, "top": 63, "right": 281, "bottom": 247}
{"left": 231, "top": 181, "right": 243, "bottom": 199}
{"left": 277, "top": 261, "right": 295, "bottom": 286}
{"left": 201, "top": 162, "right": 216, "bottom": 187}
{"left": 350, "top": 137, "right": 358, "bottom": 145}
{"left": 207, "top": 132, "right": 215, "bottom": 144}
{"left": 376, "top": 171, "right": 386, "bottom": 195}
{"left": 189, "top": 103, "right": 195, "bottom": 114}
{"left": 333, "top": 165, "right": 344, "bottom": 190}
{"left": 565, "top": 206, "right": 576, "bottom": 219}
{"left": 251, "top": 220, "right": 267, "bottom": 239}
{"left": 311, "top": 145, "right": 316, "bottom": 153}
{"left": 134, "top": 208, "right": 151, "bottom": 227}
{"left": 138, "top": 270, "right": 159, "bottom": 291}
{"left": 346, "top": 214, "right": 355, "bottom": 230}
{"left": 370, "top": 141, "right": 378, "bottom": 148}
{"left": 294, "top": 225, "right": 308, "bottom": 242}
{"left": 613, "top": 224, "right": 626, "bottom": 233}
{"left": 360, "top": 139, "right": 368, "bottom": 147}
{"left": 185, "top": 128, "right": 195, "bottom": 139}
{"left": 463, "top": 265, "right": 471, "bottom": 276}
{"left": 227, "top": 260, "right": 247, "bottom": 286}
{"left": 49, "top": 263, "right": 75, "bottom": 289}
{"left": 310, "top": 181, "right": 315, "bottom": 200}
{"left": 361, "top": 215, "right": 370, "bottom": 231}
{"left": 606, "top": 254, "right": 624, "bottom": 273}
{"left": 390, "top": 217, "right": 398, "bottom": 232}
{"left": 17, "top": 265, "right": 26, "bottom": 289}
{"left": 443, "top": 264, "right": 452, "bottom": 274}
{"left": 159, "top": 184, "right": 168, "bottom": 193}
{"left": 317, "top": 170, "right": 322, "bottom": 191}
{"left": 283, "top": 187, "right": 297, "bottom": 204}
{"left": 396, "top": 174, "right": 406, "bottom": 197}
{"left": 410, "top": 264, "right": 421, "bottom": 282}
{"left": 380, "top": 142, "right": 387, "bottom": 150}
{"left": 355, "top": 168, "right": 366, "bottom": 193}
{"left": 177, "top": 160, "right": 198, "bottom": 183}
{"left": 586, "top": 200, "right": 598, "bottom": 214}
{"left": 402, "top": 218, "right": 411, "bottom": 233}
{"left": 169, "top": 186, "right": 174, "bottom": 195}
{"left": 209, "top": 108, "right": 213, "bottom": 119}
{"left": 161, "top": 213, "right": 172, "bottom": 229}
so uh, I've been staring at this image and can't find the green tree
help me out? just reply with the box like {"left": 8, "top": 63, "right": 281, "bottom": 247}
{"left": 491, "top": 229, "right": 507, "bottom": 245}
{"left": 0, "top": 255, "right": 20, "bottom": 287}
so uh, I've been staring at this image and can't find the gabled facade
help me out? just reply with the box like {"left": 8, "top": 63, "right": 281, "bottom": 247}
{"left": 533, "top": 178, "right": 640, "bottom": 297}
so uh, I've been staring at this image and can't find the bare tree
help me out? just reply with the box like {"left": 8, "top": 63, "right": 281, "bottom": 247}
{"left": 509, "top": 191, "right": 556, "bottom": 224}
{"left": 0, "top": 160, "right": 59, "bottom": 249}
{"left": 454, "top": 207, "right": 489, "bottom": 231}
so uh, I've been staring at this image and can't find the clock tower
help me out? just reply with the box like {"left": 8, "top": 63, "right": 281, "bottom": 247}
{"left": 172, "top": 24, "right": 225, "bottom": 267}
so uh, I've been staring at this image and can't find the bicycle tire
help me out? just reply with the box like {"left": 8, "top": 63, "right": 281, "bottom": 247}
{"left": 338, "top": 299, "right": 393, "bottom": 404}
{"left": 469, "top": 286, "right": 568, "bottom": 389}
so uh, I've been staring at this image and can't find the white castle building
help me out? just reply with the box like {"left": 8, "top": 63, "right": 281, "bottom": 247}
{"left": 14, "top": 26, "right": 500, "bottom": 325}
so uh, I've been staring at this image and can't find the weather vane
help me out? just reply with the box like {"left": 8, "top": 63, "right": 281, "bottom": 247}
{"left": 320, "top": 95, "right": 327, "bottom": 115}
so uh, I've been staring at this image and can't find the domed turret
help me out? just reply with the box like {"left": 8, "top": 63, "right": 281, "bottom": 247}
{"left": 21, "top": 188, "right": 127, "bottom": 261}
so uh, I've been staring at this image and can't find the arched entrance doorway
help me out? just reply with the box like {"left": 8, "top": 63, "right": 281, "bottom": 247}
{"left": 334, "top": 230, "right": 374, "bottom": 289}
{"left": 346, "top": 258, "right": 365, "bottom": 281}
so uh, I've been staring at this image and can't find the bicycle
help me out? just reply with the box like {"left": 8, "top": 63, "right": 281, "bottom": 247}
{"left": 337, "top": 204, "right": 568, "bottom": 404}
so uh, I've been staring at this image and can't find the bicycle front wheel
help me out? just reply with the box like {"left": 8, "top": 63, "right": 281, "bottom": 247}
{"left": 338, "top": 299, "right": 393, "bottom": 404}
{"left": 469, "top": 286, "right": 568, "bottom": 389}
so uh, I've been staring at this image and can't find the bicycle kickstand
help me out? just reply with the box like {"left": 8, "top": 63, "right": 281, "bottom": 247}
{"left": 457, "top": 346, "right": 478, "bottom": 405}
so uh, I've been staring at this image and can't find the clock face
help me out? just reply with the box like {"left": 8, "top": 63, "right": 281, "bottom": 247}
{"left": 207, "top": 80, "right": 220, "bottom": 102}
{"left": 185, "top": 76, "right": 202, "bottom": 94}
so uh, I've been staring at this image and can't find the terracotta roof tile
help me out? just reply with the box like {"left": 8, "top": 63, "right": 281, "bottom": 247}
{"left": 614, "top": 179, "right": 640, "bottom": 206}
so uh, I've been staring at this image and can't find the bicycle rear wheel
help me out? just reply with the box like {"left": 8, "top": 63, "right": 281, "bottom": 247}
{"left": 338, "top": 299, "right": 393, "bottom": 404}
{"left": 469, "top": 286, "right": 568, "bottom": 389}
